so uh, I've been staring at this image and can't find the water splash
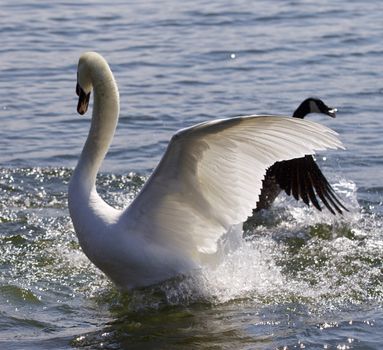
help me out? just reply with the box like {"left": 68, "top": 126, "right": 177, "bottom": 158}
{"left": 1, "top": 168, "right": 382, "bottom": 317}
{"left": 111, "top": 176, "right": 383, "bottom": 314}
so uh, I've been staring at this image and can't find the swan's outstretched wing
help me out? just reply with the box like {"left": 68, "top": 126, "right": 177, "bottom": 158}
{"left": 268, "top": 155, "right": 348, "bottom": 214}
{"left": 122, "top": 115, "right": 343, "bottom": 257}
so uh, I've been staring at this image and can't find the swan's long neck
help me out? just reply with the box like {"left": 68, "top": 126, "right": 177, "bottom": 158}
{"left": 68, "top": 53, "right": 122, "bottom": 269}
{"left": 74, "top": 69, "right": 119, "bottom": 195}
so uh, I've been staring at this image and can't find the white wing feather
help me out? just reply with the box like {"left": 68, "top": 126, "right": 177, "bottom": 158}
{"left": 122, "top": 115, "right": 343, "bottom": 258}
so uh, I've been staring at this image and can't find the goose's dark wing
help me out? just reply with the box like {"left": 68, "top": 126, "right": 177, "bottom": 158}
{"left": 266, "top": 155, "right": 348, "bottom": 214}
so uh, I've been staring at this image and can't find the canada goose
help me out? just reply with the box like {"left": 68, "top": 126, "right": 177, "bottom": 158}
{"left": 255, "top": 98, "right": 347, "bottom": 214}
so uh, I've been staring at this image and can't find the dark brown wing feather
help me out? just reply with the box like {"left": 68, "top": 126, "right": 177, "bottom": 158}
{"left": 259, "top": 155, "right": 348, "bottom": 214}
{"left": 255, "top": 173, "right": 281, "bottom": 211}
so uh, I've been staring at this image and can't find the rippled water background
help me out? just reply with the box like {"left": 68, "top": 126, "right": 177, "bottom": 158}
{"left": 0, "top": 1, "right": 382, "bottom": 349}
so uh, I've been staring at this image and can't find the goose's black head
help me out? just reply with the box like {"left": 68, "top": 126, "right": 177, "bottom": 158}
{"left": 292, "top": 98, "right": 337, "bottom": 119}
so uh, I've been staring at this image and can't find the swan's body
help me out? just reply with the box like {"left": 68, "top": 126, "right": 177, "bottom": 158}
{"left": 69, "top": 52, "right": 344, "bottom": 289}
{"left": 256, "top": 98, "right": 347, "bottom": 214}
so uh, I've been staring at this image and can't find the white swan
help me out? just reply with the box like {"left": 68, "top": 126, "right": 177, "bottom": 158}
{"left": 68, "top": 52, "right": 344, "bottom": 290}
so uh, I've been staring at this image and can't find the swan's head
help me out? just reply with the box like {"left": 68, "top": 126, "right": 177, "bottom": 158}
{"left": 76, "top": 53, "right": 99, "bottom": 115}
{"left": 76, "top": 52, "right": 118, "bottom": 116}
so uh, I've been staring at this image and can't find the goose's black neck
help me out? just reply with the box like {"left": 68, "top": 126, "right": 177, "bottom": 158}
{"left": 292, "top": 98, "right": 315, "bottom": 119}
